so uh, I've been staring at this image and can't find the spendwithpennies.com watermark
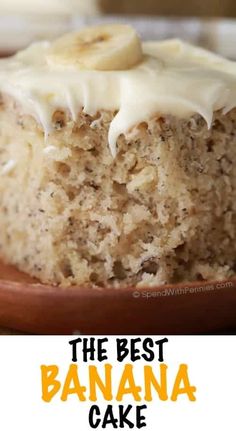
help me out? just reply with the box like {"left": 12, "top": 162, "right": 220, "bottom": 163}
{"left": 132, "top": 280, "right": 234, "bottom": 299}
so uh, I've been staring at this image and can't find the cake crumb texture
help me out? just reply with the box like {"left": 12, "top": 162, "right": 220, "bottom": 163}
{"left": 0, "top": 96, "right": 235, "bottom": 287}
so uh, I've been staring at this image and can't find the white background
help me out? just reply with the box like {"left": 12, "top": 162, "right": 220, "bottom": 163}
{"left": 0, "top": 336, "right": 235, "bottom": 430}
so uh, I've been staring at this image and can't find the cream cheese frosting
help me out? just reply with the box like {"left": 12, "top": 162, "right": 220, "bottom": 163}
{"left": 1, "top": 38, "right": 236, "bottom": 156}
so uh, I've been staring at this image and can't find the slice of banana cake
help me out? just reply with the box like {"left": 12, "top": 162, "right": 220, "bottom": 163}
{"left": 0, "top": 24, "right": 236, "bottom": 287}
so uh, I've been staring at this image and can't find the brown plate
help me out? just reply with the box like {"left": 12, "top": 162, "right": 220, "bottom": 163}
{"left": 0, "top": 260, "right": 235, "bottom": 334}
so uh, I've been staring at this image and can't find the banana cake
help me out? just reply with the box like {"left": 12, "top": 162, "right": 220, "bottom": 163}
{"left": 0, "top": 24, "right": 236, "bottom": 287}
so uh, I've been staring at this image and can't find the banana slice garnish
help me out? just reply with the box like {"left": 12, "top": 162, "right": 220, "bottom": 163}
{"left": 47, "top": 24, "right": 143, "bottom": 71}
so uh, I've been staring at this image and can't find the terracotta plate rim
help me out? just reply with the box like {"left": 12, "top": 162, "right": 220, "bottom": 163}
{"left": 0, "top": 275, "right": 235, "bottom": 297}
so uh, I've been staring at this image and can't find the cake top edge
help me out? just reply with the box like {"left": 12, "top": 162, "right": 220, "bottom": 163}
{"left": 0, "top": 24, "right": 236, "bottom": 156}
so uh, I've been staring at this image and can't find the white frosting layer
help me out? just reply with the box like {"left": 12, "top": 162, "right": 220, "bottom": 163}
{"left": 1, "top": 38, "right": 236, "bottom": 156}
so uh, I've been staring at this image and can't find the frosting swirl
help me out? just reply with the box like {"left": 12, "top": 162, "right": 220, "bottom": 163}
{"left": 1, "top": 37, "right": 236, "bottom": 156}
